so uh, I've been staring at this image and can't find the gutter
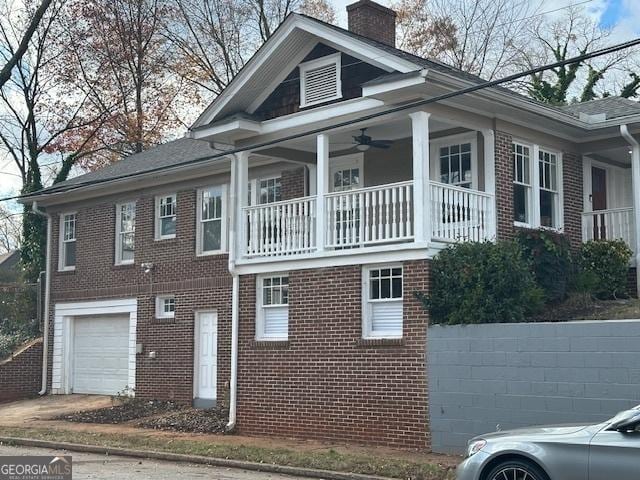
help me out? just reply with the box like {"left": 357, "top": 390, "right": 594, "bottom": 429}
{"left": 620, "top": 125, "right": 640, "bottom": 298}
{"left": 31, "top": 201, "right": 51, "bottom": 395}
{"left": 226, "top": 153, "right": 239, "bottom": 431}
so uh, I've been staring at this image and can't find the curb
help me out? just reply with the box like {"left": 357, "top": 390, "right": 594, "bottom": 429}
{"left": 0, "top": 436, "right": 396, "bottom": 480}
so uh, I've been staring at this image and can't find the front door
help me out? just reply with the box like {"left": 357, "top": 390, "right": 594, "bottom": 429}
{"left": 194, "top": 311, "right": 217, "bottom": 406}
{"left": 591, "top": 167, "right": 607, "bottom": 239}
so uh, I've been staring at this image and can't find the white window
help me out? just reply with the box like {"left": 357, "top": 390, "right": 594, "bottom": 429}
{"left": 439, "top": 142, "right": 473, "bottom": 188}
{"left": 155, "top": 194, "right": 176, "bottom": 240}
{"left": 156, "top": 295, "right": 175, "bottom": 319}
{"left": 115, "top": 202, "right": 136, "bottom": 264}
{"left": 538, "top": 149, "right": 560, "bottom": 228}
{"left": 59, "top": 213, "right": 76, "bottom": 271}
{"left": 299, "top": 53, "right": 342, "bottom": 108}
{"left": 512, "top": 143, "right": 531, "bottom": 225}
{"left": 511, "top": 141, "right": 563, "bottom": 229}
{"left": 256, "top": 274, "right": 289, "bottom": 340}
{"left": 362, "top": 265, "right": 403, "bottom": 339}
{"left": 259, "top": 177, "right": 281, "bottom": 204}
{"left": 197, "top": 186, "right": 227, "bottom": 255}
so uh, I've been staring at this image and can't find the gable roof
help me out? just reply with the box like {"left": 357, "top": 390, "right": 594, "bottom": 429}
{"left": 561, "top": 96, "right": 640, "bottom": 120}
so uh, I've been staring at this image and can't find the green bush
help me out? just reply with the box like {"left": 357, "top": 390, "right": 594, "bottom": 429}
{"left": 516, "top": 229, "right": 573, "bottom": 303}
{"left": 417, "top": 241, "right": 544, "bottom": 325}
{"left": 0, "top": 286, "right": 39, "bottom": 359}
{"left": 579, "top": 240, "right": 632, "bottom": 299}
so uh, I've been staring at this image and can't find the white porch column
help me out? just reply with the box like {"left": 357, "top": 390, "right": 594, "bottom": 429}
{"left": 316, "top": 134, "right": 329, "bottom": 252}
{"left": 409, "top": 111, "right": 431, "bottom": 244}
{"left": 235, "top": 150, "right": 249, "bottom": 258}
{"left": 481, "top": 129, "right": 497, "bottom": 240}
{"left": 620, "top": 125, "right": 640, "bottom": 297}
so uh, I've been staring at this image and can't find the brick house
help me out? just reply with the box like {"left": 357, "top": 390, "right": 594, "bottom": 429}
{"left": 20, "top": 0, "right": 640, "bottom": 450}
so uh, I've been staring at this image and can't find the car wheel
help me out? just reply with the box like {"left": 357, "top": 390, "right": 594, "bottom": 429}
{"left": 485, "top": 459, "right": 549, "bottom": 480}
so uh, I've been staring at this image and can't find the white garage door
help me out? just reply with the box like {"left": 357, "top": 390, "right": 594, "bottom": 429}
{"left": 72, "top": 316, "right": 130, "bottom": 395}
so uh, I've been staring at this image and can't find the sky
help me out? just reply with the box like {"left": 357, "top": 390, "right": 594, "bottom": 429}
{"left": 1, "top": 0, "right": 640, "bottom": 203}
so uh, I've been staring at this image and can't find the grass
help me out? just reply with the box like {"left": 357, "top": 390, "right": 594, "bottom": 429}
{"left": 0, "top": 426, "right": 456, "bottom": 480}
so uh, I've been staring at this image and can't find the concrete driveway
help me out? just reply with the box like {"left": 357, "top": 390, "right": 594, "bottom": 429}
{"left": 0, "top": 444, "right": 302, "bottom": 480}
{"left": 0, "top": 395, "right": 112, "bottom": 427}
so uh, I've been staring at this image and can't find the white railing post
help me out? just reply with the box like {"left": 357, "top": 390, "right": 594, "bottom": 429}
{"left": 316, "top": 134, "right": 329, "bottom": 252}
{"left": 481, "top": 129, "right": 497, "bottom": 240}
{"left": 236, "top": 151, "right": 249, "bottom": 257}
{"left": 409, "top": 111, "right": 431, "bottom": 245}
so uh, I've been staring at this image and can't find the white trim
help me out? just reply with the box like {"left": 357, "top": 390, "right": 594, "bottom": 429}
{"left": 362, "top": 71, "right": 428, "bottom": 98}
{"left": 52, "top": 298, "right": 137, "bottom": 395}
{"left": 196, "top": 185, "right": 228, "bottom": 256}
{"left": 155, "top": 193, "right": 177, "bottom": 240}
{"left": 115, "top": 201, "right": 136, "bottom": 265}
{"left": 155, "top": 295, "right": 176, "bottom": 319}
{"left": 58, "top": 212, "right": 77, "bottom": 272}
{"left": 255, "top": 273, "right": 289, "bottom": 341}
{"left": 193, "top": 309, "right": 218, "bottom": 401}
{"left": 361, "top": 263, "right": 403, "bottom": 340}
{"left": 429, "top": 132, "right": 479, "bottom": 190}
{"left": 299, "top": 53, "right": 342, "bottom": 108}
{"left": 192, "top": 14, "right": 415, "bottom": 128}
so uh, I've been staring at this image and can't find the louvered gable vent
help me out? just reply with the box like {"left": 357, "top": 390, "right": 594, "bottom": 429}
{"left": 299, "top": 53, "right": 342, "bottom": 108}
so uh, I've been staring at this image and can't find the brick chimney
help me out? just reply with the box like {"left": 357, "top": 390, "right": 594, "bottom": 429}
{"left": 347, "top": 0, "right": 397, "bottom": 47}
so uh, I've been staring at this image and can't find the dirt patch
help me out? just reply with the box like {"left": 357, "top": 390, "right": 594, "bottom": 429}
{"left": 527, "top": 295, "right": 640, "bottom": 322}
{"left": 55, "top": 399, "right": 184, "bottom": 424}
{"left": 137, "top": 406, "right": 228, "bottom": 434}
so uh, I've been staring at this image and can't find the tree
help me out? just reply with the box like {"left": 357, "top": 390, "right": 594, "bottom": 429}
{"left": 523, "top": 7, "right": 636, "bottom": 105}
{"left": 0, "top": 0, "right": 111, "bottom": 281}
{"left": 0, "top": 0, "right": 53, "bottom": 89}
{"left": 0, "top": 205, "right": 21, "bottom": 254}
{"left": 164, "top": 0, "right": 335, "bottom": 101}
{"left": 393, "top": 0, "right": 536, "bottom": 80}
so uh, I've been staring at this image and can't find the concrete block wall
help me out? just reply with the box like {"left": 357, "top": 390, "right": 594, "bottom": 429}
{"left": 428, "top": 320, "right": 640, "bottom": 453}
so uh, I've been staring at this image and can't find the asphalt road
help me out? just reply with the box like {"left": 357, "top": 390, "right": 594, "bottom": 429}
{"left": 0, "top": 444, "right": 305, "bottom": 480}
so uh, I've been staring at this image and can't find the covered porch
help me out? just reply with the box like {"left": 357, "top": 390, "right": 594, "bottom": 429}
{"left": 232, "top": 111, "right": 497, "bottom": 263}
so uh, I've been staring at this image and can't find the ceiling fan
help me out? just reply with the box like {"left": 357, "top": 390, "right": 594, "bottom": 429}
{"left": 351, "top": 128, "right": 394, "bottom": 151}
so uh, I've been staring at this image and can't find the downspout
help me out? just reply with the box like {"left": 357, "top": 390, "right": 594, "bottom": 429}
{"left": 226, "top": 154, "right": 239, "bottom": 431}
{"left": 620, "top": 124, "right": 640, "bottom": 298}
{"left": 31, "top": 201, "right": 51, "bottom": 395}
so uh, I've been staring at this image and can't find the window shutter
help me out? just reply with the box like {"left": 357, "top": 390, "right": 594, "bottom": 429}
{"left": 264, "top": 306, "right": 288, "bottom": 337}
{"left": 303, "top": 62, "right": 339, "bottom": 106}
{"left": 370, "top": 301, "right": 402, "bottom": 335}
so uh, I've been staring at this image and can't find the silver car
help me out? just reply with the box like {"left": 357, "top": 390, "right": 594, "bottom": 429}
{"left": 457, "top": 405, "right": 640, "bottom": 480}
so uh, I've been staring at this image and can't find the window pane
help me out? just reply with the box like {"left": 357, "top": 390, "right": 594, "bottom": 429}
{"left": 203, "top": 220, "right": 221, "bottom": 251}
{"left": 540, "top": 190, "right": 555, "bottom": 227}
{"left": 282, "top": 284, "right": 289, "bottom": 304}
{"left": 161, "top": 216, "right": 176, "bottom": 236}
{"left": 461, "top": 153, "right": 471, "bottom": 182}
{"left": 264, "top": 286, "right": 272, "bottom": 305}
{"left": 64, "top": 242, "right": 76, "bottom": 267}
{"left": 514, "top": 184, "right": 528, "bottom": 223}
{"left": 392, "top": 277, "right": 402, "bottom": 298}
{"left": 380, "top": 278, "right": 391, "bottom": 299}
{"left": 440, "top": 156, "right": 449, "bottom": 183}
{"left": 122, "top": 233, "right": 135, "bottom": 261}
{"left": 370, "top": 278, "right": 379, "bottom": 299}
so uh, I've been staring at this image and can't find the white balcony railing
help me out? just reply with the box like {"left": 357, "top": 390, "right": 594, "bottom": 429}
{"left": 325, "top": 181, "right": 414, "bottom": 248}
{"left": 244, "top": 196, "right": 316, "bottom": 257}
{"left": 429, "top": 182, "right": 494, "bottom": 243}
{"left": 582, "top": 207, "right": 635, "bottom": 251}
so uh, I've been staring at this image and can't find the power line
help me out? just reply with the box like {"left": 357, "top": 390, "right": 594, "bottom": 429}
{"left": 2, "top": 35, "right": 640, "bottom": 205}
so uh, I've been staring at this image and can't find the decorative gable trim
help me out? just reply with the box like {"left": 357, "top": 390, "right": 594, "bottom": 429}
{"left": 299, "top": 53, "right": 342, "bottom": 108}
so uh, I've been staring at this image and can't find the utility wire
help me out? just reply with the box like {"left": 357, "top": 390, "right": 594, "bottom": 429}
{"left": 2, "top": 35, "right": 640, "bottom": 204}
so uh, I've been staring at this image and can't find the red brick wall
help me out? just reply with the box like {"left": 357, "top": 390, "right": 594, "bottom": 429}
{"left": 562, "top": 152, "right": 584, "bottom": 248}
{"left": 0, "top": 338, "right": 43, "bottom": 402}
{"left": 495, "top": 130, "right": 515, "bottom": 240}
{"left": 347, "top": 0, "right": 397, "bottom": 47}
{"left": 236, "top": 260, "right": 430, "bottom": 449}
{"left": 281, "top": 167, "right": 306, "bottom": 200}
{"left": 47, "top": 187, "right": 233, "bottom": 403}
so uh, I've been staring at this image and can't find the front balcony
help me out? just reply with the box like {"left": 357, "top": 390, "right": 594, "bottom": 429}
{"left": 232, "top": 110, "right": 497, "bottom": 266}
{"left": 241, "top": 179, "right": 495, "bottom": 259}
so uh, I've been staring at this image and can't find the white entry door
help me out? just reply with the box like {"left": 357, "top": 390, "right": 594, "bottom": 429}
{"left": 194, "top": 311, "right": 217, "bottom": 401}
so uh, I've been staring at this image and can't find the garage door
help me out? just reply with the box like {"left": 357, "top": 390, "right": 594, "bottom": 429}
{"left": 72, "top": 316, "right": 130, "bottom": 395}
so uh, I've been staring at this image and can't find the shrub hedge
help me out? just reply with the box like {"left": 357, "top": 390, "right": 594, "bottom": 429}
{"left": 418, "top": 241, "right": 544, "bottom": 325}
{"left": 578, "top": 239, "right": 632, "bottom": 299}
